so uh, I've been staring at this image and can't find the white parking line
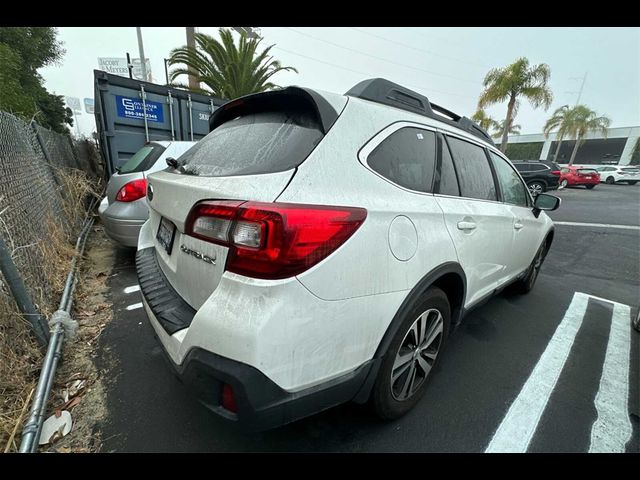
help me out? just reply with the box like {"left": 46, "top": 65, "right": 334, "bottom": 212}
{"left": 126, "top": 302, "right": 143, "bottom": 311}
{"left": 124, "top": 285, "right": 140, "bottom": 294}
{"left": 589, "top": 302, "right": 633, "bottom": 453}
{"left": 553, "top": 221, "right": 640, "bottom": 231}
{"left": 485, "top": 292, "right": 589, "bottom": 453}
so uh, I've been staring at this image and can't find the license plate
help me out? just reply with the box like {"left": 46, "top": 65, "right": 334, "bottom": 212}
{"left": 585, "top": 176, "right": 592, "bottom": 179}
{"left": 156, "top": 217, "right": 176, "bottom": 255}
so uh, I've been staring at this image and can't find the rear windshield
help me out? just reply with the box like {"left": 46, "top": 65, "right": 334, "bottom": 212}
{"left": 621, "top": 167, "right": 640, "bottom": 172}
{"left": 174, "top": 110, "right": 324, "bottom": 177}
{"left": 118, "top": 143, "right": 166, "bottom": 174}
{"left": 578, "top": 169, "right": 597, "bottom": 174}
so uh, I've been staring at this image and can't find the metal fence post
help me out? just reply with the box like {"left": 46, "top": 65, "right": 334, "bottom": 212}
{"left": 0, "top": 235, "right": 49, "bottom": 347}
{"left": 30, "top": 121, "right": 62, "bottom": 188}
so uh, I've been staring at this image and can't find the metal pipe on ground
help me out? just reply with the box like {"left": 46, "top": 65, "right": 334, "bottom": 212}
{"left": 18, "top": 211, "right": 95, "bottom": 453}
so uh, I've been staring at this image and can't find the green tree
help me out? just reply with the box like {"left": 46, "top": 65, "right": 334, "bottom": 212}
{"left": 563, "top": 105, "right": 611, "bottom": 165}
{"left": 168, "top": 28, "right": 298, "bottom": 99}
{"left": 478, "top": 57, "right": 553, "bottom": 153}
{"left": 543, "top": 105, "right": 571, "bottom": 162}
{"left": 471, "top": 109, "right": 499, "bottom": 133}
{"left": 0, "top": 27, "right": 72, "bottom": 133}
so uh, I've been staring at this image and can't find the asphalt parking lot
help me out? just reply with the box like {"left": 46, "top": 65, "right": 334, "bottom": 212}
{"left": 96, "top": 183, "right": 639, "bottom": 452}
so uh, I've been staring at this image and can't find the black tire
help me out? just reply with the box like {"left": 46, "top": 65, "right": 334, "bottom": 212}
{"left": 528, "top": 181, "right": 546, "bottom": 197}
{"left": 371, "top": 287, "right": 450, "bottom": 420}
{"left": 515, "top": 240, "right": 550, "bottom": 294}
{"left": 628, "top": 181, "right": 638, "bottom": 185}
{"left": 586, "top": 184, "right": 595, "bottom": 189}
{"left": 606, "top": 176, "right": 615, "bottom": 184}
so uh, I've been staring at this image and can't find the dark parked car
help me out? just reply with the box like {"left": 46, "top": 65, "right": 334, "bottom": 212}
{"left": 512, "top": 160, "right": 561, "bottom": 196}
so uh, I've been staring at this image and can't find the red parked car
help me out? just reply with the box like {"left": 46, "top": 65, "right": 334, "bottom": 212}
{"left": 559, "top": 166, "right": 600, "bottom": 189}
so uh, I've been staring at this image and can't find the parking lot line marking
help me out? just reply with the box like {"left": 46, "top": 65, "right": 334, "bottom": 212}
{"left": 589, "top": 302, "right": 632, "bottom": 453}
{"left": 126, "top": 302, "right": 143, "bottom": 311}
{"left": 553, "top": 221, "right": 640, "bottom": 231}
{"left": 485, "top": 292, "right": 589, "bottom": 453}
{"left": 124, "top": 285, "right": 140, "bottom": 294}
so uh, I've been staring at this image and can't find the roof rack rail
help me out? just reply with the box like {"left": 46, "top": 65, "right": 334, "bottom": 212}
{"left": 345, "top": 78, "right": 494, "bottom": 146}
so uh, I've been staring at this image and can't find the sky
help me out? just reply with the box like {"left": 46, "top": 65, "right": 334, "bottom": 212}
{"left": 40, "top": 26, "right": 640, "bottom": 137}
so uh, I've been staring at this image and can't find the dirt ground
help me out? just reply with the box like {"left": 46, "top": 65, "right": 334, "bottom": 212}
{"left": 41, "top": 223, "right": 115, "bottom": 452}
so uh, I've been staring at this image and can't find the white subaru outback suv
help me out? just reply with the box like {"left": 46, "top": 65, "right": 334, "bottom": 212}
{"left": 136, "top": 78, "right": 560, "bottom": 429}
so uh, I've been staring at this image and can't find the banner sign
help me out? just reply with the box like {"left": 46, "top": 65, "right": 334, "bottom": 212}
{"left": 115, "top": 95, "right": 164, "bottom": 123}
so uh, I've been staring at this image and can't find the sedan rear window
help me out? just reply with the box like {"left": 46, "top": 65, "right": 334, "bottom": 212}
{"left": 175, "top": 110, "right": 324, "bottom": 177}
{"left": 118, "top": 143, "right": 166, "bottom": 174}
{"left": 621, "top": 167, "right": 640, "bottom": 172}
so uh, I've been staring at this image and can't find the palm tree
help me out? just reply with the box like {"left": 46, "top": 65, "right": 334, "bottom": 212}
{"left": 543, "top": 105, "right": 571, "bottom": 162}
{"left": 478, "top": 57, "right": 553, "bottom": 153}
{"left": 471, "top": 109, "right": 500, "bottom": 133}
{"left": 494, "top": 119, "right": 521, "bottom": 137}
{"left": 168, "top": 28, "right": 298, "bottom": 99}
{"left": 564, "top": 105, "right": 611, "bottom": 165}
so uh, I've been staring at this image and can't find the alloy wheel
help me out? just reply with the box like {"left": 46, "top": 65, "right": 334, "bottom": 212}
{"left": 390, "top": 308, "right": 444, "bottom": 401}
{"left": 529, "top": 183, "right": 544, "bottom": 196}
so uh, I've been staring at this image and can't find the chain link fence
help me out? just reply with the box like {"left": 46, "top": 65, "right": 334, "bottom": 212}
{"left": 0, "top": 109, "right": 103, "bottom": 333}
{"left": 0, "top": 110, "right": 105, "bottom": 451}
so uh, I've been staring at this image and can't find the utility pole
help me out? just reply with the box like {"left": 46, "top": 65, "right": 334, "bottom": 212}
{"left": 566, "top": 72, "right": 588, "bottom": 106}
{"left": 136, "top": 27, "right": 148, "bottom": 81}
{"left": 186, "top": 27, "right": 199, "bottom": 90}
{"left": 575, "top": 72, "right": 587, "bottom": 105}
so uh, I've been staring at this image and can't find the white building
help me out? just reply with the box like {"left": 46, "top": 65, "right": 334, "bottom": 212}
{"left": 494, "top": 126, "right": 640, "bottom": 165}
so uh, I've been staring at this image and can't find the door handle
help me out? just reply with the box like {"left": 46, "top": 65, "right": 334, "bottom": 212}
{"left": 514, "top": 220, "right": 524, "bottom": 230}
{"left": 457, "top": 221, "right": 477, "bottom": 231}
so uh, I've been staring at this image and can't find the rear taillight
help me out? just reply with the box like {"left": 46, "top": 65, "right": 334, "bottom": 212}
{"left": 185, "top": 201, "right": 367, "bottom": 280}
{"left": 115, "top": 179, "right": 147, "bottom": 202}
{"left": 551, "top": 170, "right": 561, "bottom": 176}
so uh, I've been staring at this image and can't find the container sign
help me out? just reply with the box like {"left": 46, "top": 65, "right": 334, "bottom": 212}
{"left": 115, "top": 95, "right": 164, "bottom": 123}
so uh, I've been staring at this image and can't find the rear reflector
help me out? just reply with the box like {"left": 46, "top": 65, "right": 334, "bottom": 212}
{"left": 185, "top": 201, "right": 367, "bottom": 279}
{"left": 115, "top": 179, "right": 147, "bottom": 202}
{"left": 222, "top": 384, "right": 238, "bottom": 413}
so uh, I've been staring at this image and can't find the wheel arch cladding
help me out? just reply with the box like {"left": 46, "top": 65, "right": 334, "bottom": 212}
{"left": 352, "top": 262, "right": 466, "bottom": 404}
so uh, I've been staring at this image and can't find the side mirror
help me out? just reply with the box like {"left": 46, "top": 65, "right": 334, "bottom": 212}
{"left": 533, "top": 193, "right": 560, "bottom": 218}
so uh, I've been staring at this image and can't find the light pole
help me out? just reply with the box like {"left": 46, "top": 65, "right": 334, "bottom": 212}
{"left": 136, "top": 27, "right": 148, "bottom": 81}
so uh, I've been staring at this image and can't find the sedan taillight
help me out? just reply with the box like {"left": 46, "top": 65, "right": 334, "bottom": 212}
{"left": 115, "top": 179, "right": 147, "bottom": 202}
{"left": 184, "top": 201, "right": 367, "bottom": 280}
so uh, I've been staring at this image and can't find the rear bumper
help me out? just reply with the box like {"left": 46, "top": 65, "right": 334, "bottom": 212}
{"left": 135, "top": 246, "right": 386, "bottom": 430}
{"left": 99, "top": 198, "right": 147, "bottom": 247}
{"left": 154, "top": 342, "right": 377, "bottom": 431}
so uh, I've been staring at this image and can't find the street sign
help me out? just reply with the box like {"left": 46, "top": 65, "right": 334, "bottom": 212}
{"left": 84, "top": 98, "right": 95, "bottom": 114}
{"left": 65, "top": 96, "right": 81, "bottom": 113}
{"left": 98, "top": 57, "right": 152, "bottom": 81}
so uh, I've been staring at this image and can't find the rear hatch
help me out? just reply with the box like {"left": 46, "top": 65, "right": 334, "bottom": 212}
{"left": 106, "top": 142, "right": 167, "bottom": 204}
{"left": 145, "top": 87, "right": 346, "bottom": 310}
{"left": 577, "top": 168, "right": 599, "bottom": 181}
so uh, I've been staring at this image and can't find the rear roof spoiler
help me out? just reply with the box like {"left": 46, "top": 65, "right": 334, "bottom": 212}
{"left": 209, "top": 87, "right": 340, "bottom": 134}
{"left": 345, "top": 78, "right": 495, "bottom": 146}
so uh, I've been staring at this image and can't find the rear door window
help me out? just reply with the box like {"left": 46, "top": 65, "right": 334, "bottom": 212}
{"left": 176, "top": 109, "right": 324, "bottom": 177}
{"left": 446, "top": 136, "right": 497, "bottom": 201}
{"left": 367, "top": 127, "right": 436, "bottom": 193}
{"left": 118, "top": 143, "right": 166, "bottom": 174}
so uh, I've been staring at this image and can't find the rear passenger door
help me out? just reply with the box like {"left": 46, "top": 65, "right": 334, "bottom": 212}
{"left": 433, "top": 133, "right": 514, "bottom": 307}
